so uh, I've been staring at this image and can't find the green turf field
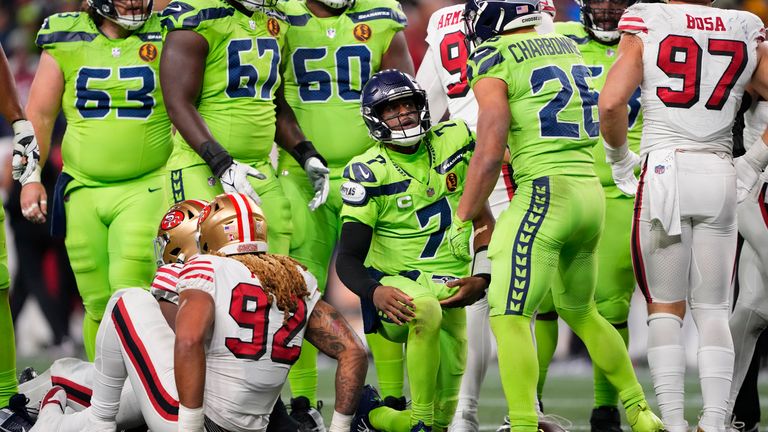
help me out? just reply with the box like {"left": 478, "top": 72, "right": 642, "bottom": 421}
{"left": 305, "top": 361, "right": 768, "bottom": 431}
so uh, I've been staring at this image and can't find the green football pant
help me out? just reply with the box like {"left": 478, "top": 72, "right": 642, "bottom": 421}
{"left": 534, "top": 196, "right": 635, "bottom": 407}
{"left": 487, "top": 176, "right": 644, "bottom": 432}
{"left": 279, "top": 165, "right": 346, "bottom": 403}
{"left": 166, "top": 161, "right": 291, "bottom": 255}
{"left": 0, "top": 205, "right": 15, "bottom": 407}
{"left": 65, "top": 171, "right": 165, "bottom": 360}
{"left": 375, "top": 274, "right": 466, "bottom": 429}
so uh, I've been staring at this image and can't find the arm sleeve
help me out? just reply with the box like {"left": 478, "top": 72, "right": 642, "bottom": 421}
{"left": 416, "top": 46, "right": 449, "bottom": 123}
{"left": 336, "top": 222, "right": 380, "bottom": 302}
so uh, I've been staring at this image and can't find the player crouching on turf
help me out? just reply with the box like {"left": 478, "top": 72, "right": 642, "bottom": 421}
{"left": 336, "top": 70, "right": 495, "bottom": 432}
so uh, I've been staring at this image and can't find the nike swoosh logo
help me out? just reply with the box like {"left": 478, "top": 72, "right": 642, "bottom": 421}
{"left": 167, "top": 4, "right": 183, "bottom": 12}
{"left": 359, "top": 170, "right": 370, "bottom": 179}
{"left": 148, "top": 187, "right": 162, "bottom": 193}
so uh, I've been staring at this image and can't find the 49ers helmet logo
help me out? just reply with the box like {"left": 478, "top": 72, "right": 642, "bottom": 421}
{"left": 139, "top": 43, "right": 158, "bottom": 62}
{"left": 160, "top": 210, "right": 185, "bottom": 230}
{"left": 267, "top": 18, "right": 280, "bottom": 36}
{"left": 353, "top": 24, "right": 372, "bottom": 42}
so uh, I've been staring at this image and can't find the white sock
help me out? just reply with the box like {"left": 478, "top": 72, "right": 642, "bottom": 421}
{"left": 329, "top": 411, "right": 353, "bottom": 432}
{"left": 647, "top": 313, "right": 687, "bottom": 432}
{"left": 693, "top": 308, "right": 734, "bottom": 432}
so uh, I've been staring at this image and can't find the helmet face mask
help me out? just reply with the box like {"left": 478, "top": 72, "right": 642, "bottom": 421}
{"left": 230, "top": 0, "right": 278, "bottom": 11}
{"left": 361, "top": 70, "right": 431, "bottom": 147}
{"left": 312, "top": 0, "right": 356, "bottom": 9}
{"left": 577, "top": 0, "right": 636, "bottom": 43}
{"left": 197, "top": 193, "right": 268, "bottom": 256}
{"left": 154, "top": 199, "right": 208, "bottom": 266}
{"left": 87, "top": 0, "right": 154, "bottom": 30}
{"left": 463, "top": 0, "right": 542, "bottom": 46}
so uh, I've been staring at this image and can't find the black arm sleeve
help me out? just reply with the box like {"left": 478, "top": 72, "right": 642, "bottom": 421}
{"left": 336, "top": 221, "right": 380, "bottom": 302}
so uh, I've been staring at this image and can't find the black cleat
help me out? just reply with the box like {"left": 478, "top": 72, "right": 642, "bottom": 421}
{"left": 590, "top": 406, "right": 623, "bottom": 432}
{"left": 382, "top": 396, "right": 407, "bottom": 411}
{"left": 268, "top": 396, "right": 301, "bottom": 432}
{"left": 17, "top": 368, "right": 37, "bottom": 385}
{"left": 289, "top": 396, "right": 326, "bottom": 432}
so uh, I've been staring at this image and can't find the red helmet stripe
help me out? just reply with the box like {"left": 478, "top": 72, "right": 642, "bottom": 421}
{"left": 227, "top": 194, "right": 246, "bottom": 242}
{"left": 238, "top": 193, "right": 256, "bottom": 241}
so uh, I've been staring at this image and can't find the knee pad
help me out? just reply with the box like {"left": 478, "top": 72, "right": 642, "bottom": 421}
{"left": 647, "top": 313, "right": 683, "bottom": 347}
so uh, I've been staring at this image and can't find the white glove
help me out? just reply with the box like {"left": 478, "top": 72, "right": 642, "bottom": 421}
{"left": 219, "top": 160, "right": 266, "bottom": 205}
{"left": 605, "top": 142, "right": 641, "bottom": 196}
{"left": 735, "top": 156, "right": 761, "bottom": 204}
{"left": 304, "top": 156, "right": 330, "bottom": 211}
{"left": 11, "top": 120, "right": 41, "bottom": 185}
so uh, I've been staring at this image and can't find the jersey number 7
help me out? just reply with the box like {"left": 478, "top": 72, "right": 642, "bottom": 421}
{"left": 226, "top": 282, "right": 308, "bottom": 365}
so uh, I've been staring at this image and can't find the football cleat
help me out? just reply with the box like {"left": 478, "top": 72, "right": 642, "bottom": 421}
{"left": 382, "top": 396, "right": 407, "bottom": 411}
{"left": 448, "top": 409, "right": 479, "bottom": 432}
{"left": 0, "top": 404, "right": 34, "bottom": 432}
{"left": 29, "top": 386, "right": 66, "bottom": 432}
{"left": 497, "top": 416, "right": 510, "bottom": 432}
{"left": 539, "top": 413, "right": 572, "bottom": 432}
{"left": 411, "top": 421, "right": 432, "bottom": 432}
{"left": 352, "top": 385, "right": 384, "bottom": 432}
{"left": 267, "top": 397, "right": 301, "bottom": 432}
{"left": 591, "top": 406, "right": 623, "bottom": 432}
{"left": 625, "top": 401, "right": 664, "bottom": 432}
{"left": 6, "top": 393, "right": 37, "bottom": 425}
{"left": 289, "top": 396, "right": 326, "bottom": 432}
{"left": 17, "top": 368, "right": 37, "bottom": 385}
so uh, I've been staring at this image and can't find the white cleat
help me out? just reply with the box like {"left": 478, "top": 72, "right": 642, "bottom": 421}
{"left": 30, "top": 386, "right": 66, "bottom": 431}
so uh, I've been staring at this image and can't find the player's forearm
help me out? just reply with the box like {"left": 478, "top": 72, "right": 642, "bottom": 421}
{"left": 274, "top": 85, "right": 308, "bottom": 152}
{"left": 336, "top": 222, "right": 380, "bottom": 300}
{"left": 0, "top": 46, "right": 23, "bottom": 123}
{"left": 174, "top": 338, "right": 206, "bottom": 407}
{"left": 471, "top": 204, "right": 494, "bottom": 251}
{"left": 599, "top": 103, "right": 629, "bottom": 148}
{"left": 381, "top": 31, "right": 414, "bottom": 75}
{"left": 751, "top": 43, "right": 768, "bottom": 101}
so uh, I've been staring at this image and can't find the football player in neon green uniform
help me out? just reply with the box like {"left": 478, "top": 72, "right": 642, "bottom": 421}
{"left": 446, "top": 2, "right": 664, "bottom": 432}
{"left": 0, "top": 43, "right": 38, "bottom": 414}
{"left": 159, "top": 0, "right": 330, "bottom": 257}
{"left": 337, "top": 70, "right": 494, "bottom": 432}
{"left": 533, "top": 1, "right": 641, "bottom": 429}
{"left": 277, "top": 0, "right": 414, "bottom": 412}
{"left": 24, "top": 0, "right": 172, "bottom": 360}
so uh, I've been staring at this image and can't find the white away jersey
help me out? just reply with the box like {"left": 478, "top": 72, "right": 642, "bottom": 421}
{"left": 150, "top": 263, "right": 183, "bottom": 305}
{"left": 416, "top": 2, "right": 556, "bottom": 128}
{"left": 619, "top": 3, "right": 765, "bottom": 155}
{"left": 177, "top": 255, "right": 321, "bottom": 431}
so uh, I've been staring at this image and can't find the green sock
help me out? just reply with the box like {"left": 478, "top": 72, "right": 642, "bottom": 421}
{"left": 405, "top": 297, "right": 442, "bottom": 427}
{"left": 370, "top": 406, "right": 412, "bottom": 432}
{"left": 0, "top": 290, "right": 16, "bottom": 407}
{"left": 83, "top": 314, "right": 101, "bottom": 362}
{"left": 557, "top": 305, "right": 643, "bottom": 409}
{"left": 365, "top": 332, "right": 404, "bottom": 399}
{"left": 289, "top": 341, "right": 318, "bottom": 405}
{"left": 593, "top": 323, "right": 629, "bottom": 408}
{"left": 490, "top": 315, "right": 539, "bottom": 432}
{"left": 534, "top": 314, "right": 558, "bottom": 400}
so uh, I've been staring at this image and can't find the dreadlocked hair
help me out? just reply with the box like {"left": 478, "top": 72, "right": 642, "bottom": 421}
{"left": 218, "top": 252, "right": 310, "bottom": 323}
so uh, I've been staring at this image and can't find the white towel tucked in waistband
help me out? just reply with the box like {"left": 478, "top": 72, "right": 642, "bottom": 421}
{"left": 646, "top": 149, "right": 682, "bottom": 236}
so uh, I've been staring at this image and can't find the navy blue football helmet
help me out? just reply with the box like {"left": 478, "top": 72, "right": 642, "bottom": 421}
{"left": 87, "top": 0, "right": 154, "bottom": 30}
{"left": 361, "top": 70, "right": 431, "bottom": 147}
{"left": 577, "top": 0, "right": 637, "bottom": 44}
{"left": 463, "top": 0, "right": 542, "bottom": 46}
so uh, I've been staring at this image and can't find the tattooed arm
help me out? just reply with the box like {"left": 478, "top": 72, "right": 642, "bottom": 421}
{"left": 304, "top": 300, "right": 368, "bottom": 415}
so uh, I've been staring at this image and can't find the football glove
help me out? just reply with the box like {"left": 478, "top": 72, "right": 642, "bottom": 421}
{"left": 219, "top": 160, "right": 266, "bottom": 205}
{"left": 304, "top": 156, "right": 330, "bottom": 211}
{"left": 448, "top": 217, "right": 473, "bottom": 262}
{"left": 11, "top": 120, "right": 41, "bottom": 185}
{"left": 605, "top": 142, "right": 641, "bottom": 196}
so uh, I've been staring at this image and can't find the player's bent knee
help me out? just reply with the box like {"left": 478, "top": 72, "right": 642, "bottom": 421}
{"left": 411, "top": 297, "right": 442, "bottom": 335}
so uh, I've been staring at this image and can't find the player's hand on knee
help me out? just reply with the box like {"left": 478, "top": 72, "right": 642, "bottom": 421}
{"left": 448, "top": 217, "right": 472, "bottom": 262}
{"left": 304, "top": 156, "right": 330, "bottom": 211}
{"left": 373, "top": 285, "right": 415, "bottom": 325}
{"left": 440, "top": 277, "right": 487, "bottom": 308}
{"left": 219, "top": 160, "right": 267, "bottom": 205}
{"left": 20, "top": 182, "right": 47, "bottom": 224}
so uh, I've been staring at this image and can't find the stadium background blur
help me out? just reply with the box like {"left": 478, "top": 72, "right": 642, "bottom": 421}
{"left": 0, "top": 0, "right": 766, "bottom": 428}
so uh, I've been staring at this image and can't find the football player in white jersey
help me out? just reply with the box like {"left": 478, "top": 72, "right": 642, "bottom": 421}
{"left": 414, "top": 5, "right": 555, "bottom": 431}
{"left": 169, "top": 193, "right": 367, "bottom": 432}
{"left": 599, "top": 2, "right": 768, "bottom": 431}
{"left": 728, "top": 99, "right": 768, "bottom": 428}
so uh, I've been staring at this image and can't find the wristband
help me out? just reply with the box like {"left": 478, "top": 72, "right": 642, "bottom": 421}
{"left": 471, "top": 246, "right": 491, "bottom": 281}
{"left": 178, "top": 404, "right": 205, "bottom": 431}
{"left": 21, "top": 164, "right": 42, "bottom": 186}
{"left": 328, "top": 410, "right": 354, "bottom": 432}
{"left": 200, "top": 141, "right": 233, "bottom": 178}
{"left": 603, "top": 141, "right": 629, "bottom": 164}
{"left": 744, "top": 135, "right": 768, "bottom": 171}
{"left": 290, "top": 141, "right": 327, "bottom": 168}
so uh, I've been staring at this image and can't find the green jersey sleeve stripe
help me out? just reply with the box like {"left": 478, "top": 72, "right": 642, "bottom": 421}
{"left": 564, "top": 34, "right": 590, "bottom": 45}
{"left": 347, "top": 8, "right": 406, "bottom": 25}
{"left": 435, "top": 141, "right": 475, "bottom": 174}
{"left": 285, "top": 14, "right": 311, "bottom": 26}
{"left": 36, "top": 31, "right": 96, "bottom": 47}
{"left": 162, "top": 6, "right": 234, "bottom": 30}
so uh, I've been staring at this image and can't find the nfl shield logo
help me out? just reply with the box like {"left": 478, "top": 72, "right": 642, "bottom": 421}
{"left": 327, "top": 28, "right": 336, "bottom": 38}
{"left": 516, "top": 5, "right": 528, "bottom": 13}
{"left": 654, "top": 165, "right": 665, "bottom": 174}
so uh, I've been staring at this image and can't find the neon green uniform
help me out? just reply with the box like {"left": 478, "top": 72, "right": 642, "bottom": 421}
{"left": 0, "top": 204, "right": 12, "bottom": 405}
{"left": 468, "top": 32, "right": 646, "bottom": 432}
{"left": 276, "top": 0, "right": 406, "bottom": 403}
{"left": 341, "top": 120, "right": 473, "bottom": 429}
{"left": 36, "top": 12, "right": 172, "bottom": 359}
{"left": 534, "top": 22, "right": 644, "bottom": 409}
{"left": 160, "top": 0, "right": 291, "bottom": 254}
